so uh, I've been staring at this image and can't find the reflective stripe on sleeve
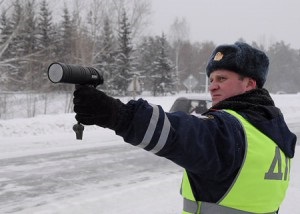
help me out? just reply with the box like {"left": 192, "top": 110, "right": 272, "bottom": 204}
{"left": 137, "top": 104, "right": 170, "bottom": 153}
{"left": 137, "top": 104, "right": 160, "bottom": 149}
{"left": 151, "top": 112, "right": 170, "bottom": 154}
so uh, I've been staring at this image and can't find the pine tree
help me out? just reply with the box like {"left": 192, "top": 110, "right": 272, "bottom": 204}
{"left": 135, "top": 36, "right": 159, "bottom": 91}
{"left": 23, "top": 0, "right": 37, "bottom": 55}
{"left": 36, "top": 0, "right": 55, "bottom": 91}
{"left": 60, "top": 5, "right": 73, "bottom": 62}
{"left": 102, "top": 17, "right": 116, "bottom": 60}
{"left": 0, "top": 10, "right": 13, "bottom": 89}
{"left": 151, "top": 33, "right": 176, "bottom": 96}
{"left": 10, "top": 0, "right": 24, "bottom": 58}
{"left": 0, "top": 9, "right": 15, "bottom": 57}
{"left": 37, "top": 0, "right": 53, "bottom": 50}
{"left": 97, "top": 17, "right": 117, "bottom": 93}
{"left": 22, "top": 0, "right": 41, "bottom": 90}
{"left": 8, "top": 0, "right": 37, "bottom": 57}
{"left": 113, "top": 11, "right": 135, "bottom": 95}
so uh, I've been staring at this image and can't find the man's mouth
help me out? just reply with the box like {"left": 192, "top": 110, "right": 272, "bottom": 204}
{"left": 212, "top": 94, "right": 221, "bottom": 99}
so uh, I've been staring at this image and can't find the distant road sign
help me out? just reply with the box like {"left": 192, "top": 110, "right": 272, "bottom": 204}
{"left": 183, "top": 75, "right": 198, "bottom": 92}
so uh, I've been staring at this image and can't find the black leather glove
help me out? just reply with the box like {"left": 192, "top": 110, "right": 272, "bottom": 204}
{"left": 73, "top": 85, "right": 124, "bottom": 130}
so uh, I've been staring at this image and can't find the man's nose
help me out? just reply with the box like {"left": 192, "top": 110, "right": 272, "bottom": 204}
{"left": 209, "top": 82, "right": 219, "bottom": 91}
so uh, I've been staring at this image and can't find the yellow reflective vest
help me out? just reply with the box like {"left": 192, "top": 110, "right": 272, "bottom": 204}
{"left": 181, "top": 110, "right": 291, "bottom": 214}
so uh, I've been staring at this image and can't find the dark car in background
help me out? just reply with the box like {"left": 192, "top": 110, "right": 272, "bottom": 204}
{"left": 169, "top": 95, "right": 212, "bottom": 114}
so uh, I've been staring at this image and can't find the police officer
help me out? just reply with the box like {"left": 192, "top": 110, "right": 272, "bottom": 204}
{"left": 73, "top": 42, "right": 297, "bottom": 213}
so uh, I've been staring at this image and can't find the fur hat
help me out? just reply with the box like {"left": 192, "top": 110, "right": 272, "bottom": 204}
{"left": 206, "top": 42, "right": 269, "bottom": 88}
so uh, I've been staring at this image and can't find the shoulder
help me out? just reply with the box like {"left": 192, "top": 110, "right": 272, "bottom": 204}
{"left": 204, "top": 110, "right": 244, "bottom": 130}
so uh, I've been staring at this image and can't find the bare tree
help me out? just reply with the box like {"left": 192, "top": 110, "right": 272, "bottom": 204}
{"left": 168, "top": 17, "right": 190, "bottom": 92}
{"left": 83, "top": 0, "right": 151, "bottom": 66}
{"left": 86, "top": 0, "right": 108, "bottom": 65}
{"left": 110, "top": 0, "right": 151, "bottom": 41}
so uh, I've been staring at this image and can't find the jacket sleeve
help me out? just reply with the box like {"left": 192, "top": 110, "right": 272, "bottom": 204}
{"left": 115, "top": 98, "right": 245, "bottom": 179}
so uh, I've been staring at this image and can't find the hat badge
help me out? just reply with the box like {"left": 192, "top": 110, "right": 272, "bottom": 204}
{"left": 214, "top": 52, "right": 223, "bottom": 61}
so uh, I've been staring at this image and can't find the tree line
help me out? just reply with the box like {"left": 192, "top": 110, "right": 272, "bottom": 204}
{"left": 0, "top": 0, "right": 299, "bottom": 96}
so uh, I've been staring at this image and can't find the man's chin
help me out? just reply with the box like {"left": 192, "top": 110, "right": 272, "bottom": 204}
{"left": 212, "top": 98, "right": 222, "bottom": 106}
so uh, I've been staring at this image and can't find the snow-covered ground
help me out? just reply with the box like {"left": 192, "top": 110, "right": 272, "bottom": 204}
{"left": 0, "top": 93, "right": 299, "bottom": 214}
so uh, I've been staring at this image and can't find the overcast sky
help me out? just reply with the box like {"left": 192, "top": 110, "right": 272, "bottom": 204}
{"left": 148, "top": 0, "right": 300, "bottom": 49}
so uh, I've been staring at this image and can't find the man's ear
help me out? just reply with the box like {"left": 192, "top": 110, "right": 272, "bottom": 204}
{"left": 246, "top": 78, "right": 257, "bottom": 90}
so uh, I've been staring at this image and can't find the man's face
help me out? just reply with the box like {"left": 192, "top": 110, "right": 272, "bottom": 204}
{"left": 209, "top": 70, "right": 256, "bottom": 106}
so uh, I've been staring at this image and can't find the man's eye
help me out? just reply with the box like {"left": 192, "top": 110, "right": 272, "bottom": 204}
{"left": 218, "top": 77, "right": 226, "bottom": 81}
{"left": 210, "top": 76, "right": 227, "bottom": 83}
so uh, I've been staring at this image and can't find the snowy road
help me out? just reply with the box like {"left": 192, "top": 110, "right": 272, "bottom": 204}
{"left": 0, "top": 133, "right": 182, "bottom": 214}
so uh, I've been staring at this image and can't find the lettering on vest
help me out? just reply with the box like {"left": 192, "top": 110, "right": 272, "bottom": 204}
{"left": 264, "top": 146, "right": 290, "bottom": 181}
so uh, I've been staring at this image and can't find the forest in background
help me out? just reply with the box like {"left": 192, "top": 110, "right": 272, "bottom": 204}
{"left": 0, "top": 0, "right": 299, "bottom": 97}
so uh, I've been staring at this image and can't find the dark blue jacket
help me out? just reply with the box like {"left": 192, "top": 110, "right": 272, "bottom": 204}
{"left": 115, "top": 89, "right": 297, "bottom": 202}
